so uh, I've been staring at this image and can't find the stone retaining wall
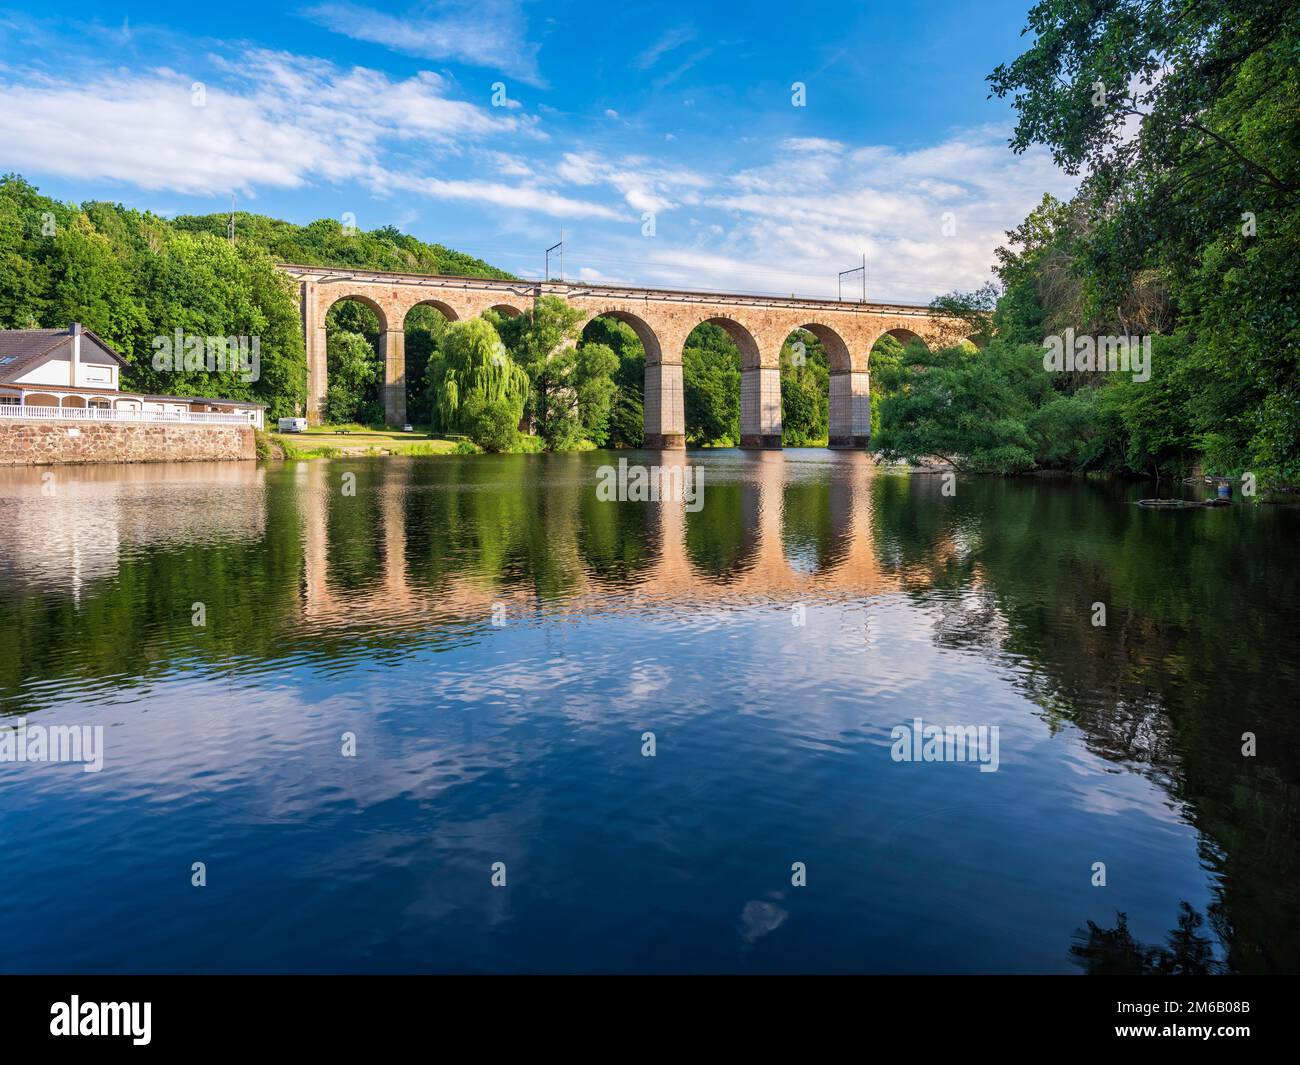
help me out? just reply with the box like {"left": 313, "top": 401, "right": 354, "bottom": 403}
{"left": 0, "top": 421, "right": 256, "bottom": 465}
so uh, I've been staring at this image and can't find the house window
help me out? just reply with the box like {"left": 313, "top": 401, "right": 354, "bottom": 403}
{"left": 0, "top": 356, "right": 16, "bottom": 365}
{"left": 0, "top": 396, "right": 19, "bottom": 405}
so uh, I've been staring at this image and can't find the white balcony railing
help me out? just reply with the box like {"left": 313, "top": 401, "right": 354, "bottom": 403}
{"left": 0, "top": 404, "right": 255, "bottom": 426}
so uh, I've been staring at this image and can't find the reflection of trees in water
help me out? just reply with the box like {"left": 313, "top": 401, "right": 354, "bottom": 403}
{"left": 868, "top": 473, "right": 1300, "bottom": 973}
{"left": 684, "top": 480, "right": 759, "bottom": 582}
{"left": 324, "top": 464, "right": 388, "bottom": 592}
{"left": 1071, "top": 903, "right": 1224, "bottom": 975}
{"left": 401, "top": 454, "right": 589, "bottom": 601}
{"left": 576, "top": 490, "right": 654, "bottom": 585}
{"left": 782, "top": 475, "right": 853, "bottom": 574}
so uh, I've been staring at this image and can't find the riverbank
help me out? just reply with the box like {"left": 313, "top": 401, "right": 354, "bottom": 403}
{"left": 267, "top": 425, "right": 589, "bottom": 459}
{"left": 266, "top": 426, "right": 460, "bottom": 459}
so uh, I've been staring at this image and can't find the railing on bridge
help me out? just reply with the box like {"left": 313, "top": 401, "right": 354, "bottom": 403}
{"left": 0, "top": 404, "right": 254, "bottom": 426}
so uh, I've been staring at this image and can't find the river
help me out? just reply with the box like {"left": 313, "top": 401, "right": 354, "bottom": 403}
{"left": 0, "top": 451, "right": 1295, "bottom": 972}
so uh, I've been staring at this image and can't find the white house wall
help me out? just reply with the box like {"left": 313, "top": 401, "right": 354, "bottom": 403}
{"left": 76, "top": 347, "right": 118, "bottom": 388}
{"left": 15, "top": 356, "right": 73, "bottom": 386}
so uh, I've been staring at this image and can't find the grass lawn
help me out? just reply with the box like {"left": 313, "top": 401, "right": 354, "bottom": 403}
{"left": 271, "top": 425, "right": 460, "bottom": 457}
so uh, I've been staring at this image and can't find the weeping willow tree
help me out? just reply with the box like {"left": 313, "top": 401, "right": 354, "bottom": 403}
{"left": 430, "top": 317, "right": 531, "bottom": 450}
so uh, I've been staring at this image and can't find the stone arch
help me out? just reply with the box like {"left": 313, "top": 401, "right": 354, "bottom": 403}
{"left": 403, "top": 298, "right": 459, "bottom": 325}
{"left": 793, "top": 322, "right": 852, "bottom": 374}
{"left": 683, "top": 317, "right": 775, "bottom": 449}
{"left": 581, "top": 309, "right": 675, "bottom": 449}
{"left": 401, "top": 300, "right": 460, "bottom": 428}
{"left": 769, "top": 321, "right": 852, "bottom": 449}
{"left": 326, "top": 292, "right": 389, "bottom": 333}
{"left": 875, "top": 326, "right": 930, "bottom": 353}
{"left": 805, "top": 322, "right": 876, "bottom": 451}
{"left": 488, "top": 303, "right": 524, "bottom": 318}
{"left": 580, "top": 308, "right": 662, "bottom": 364}
{"left": 320, "top": 292, "right": 394, "bottom": 425}
{"left": 696, "top": 315, "right": 761, "bottom": 369}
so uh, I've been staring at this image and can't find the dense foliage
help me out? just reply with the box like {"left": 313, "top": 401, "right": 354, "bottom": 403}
{"left": 0, "top": 175, "right": 506, "bottom": 421}
{"left": 426, "top": 317, "right": 530, "bottom": 451}
{"left": 582, "top": 316, "right": 645, "bottom": 448}
{"left": 680, "top": 324, "right": 830, "bottom": 446}
{"left": 972, "top": 0, "right": 1299, "bottom": 485}
{"left": 171, "top": 213, "right": 513, "bottom": 280}
{"left": 683, "top": 323, "right": 741, "bottom": 446}
{"left": 882, "top": 0, "right": 1298, "bottom": 485}
{"left": 781, "top": 330, "right": 830, "bottom": 446}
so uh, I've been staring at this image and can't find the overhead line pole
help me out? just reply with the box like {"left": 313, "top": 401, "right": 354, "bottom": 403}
{"left": 545, "top": 229, "right": 564, "bottom": 282}
{"left": 838, "top": 253, "right": 866, "bottom": 303}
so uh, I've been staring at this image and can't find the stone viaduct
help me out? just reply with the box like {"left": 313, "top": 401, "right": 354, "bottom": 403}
{"left": 279, "top": 265, "right": 981, "bottom": 447}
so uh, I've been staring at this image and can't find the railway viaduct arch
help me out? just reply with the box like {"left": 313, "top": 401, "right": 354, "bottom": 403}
{"left": 280, "top": 265, "right": 979, "bottom": 448}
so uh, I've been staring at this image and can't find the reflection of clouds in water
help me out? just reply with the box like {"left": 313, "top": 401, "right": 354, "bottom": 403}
{"left": 738, "top": 895, "right": 788, "bottom": 945}
{"left": 625, "top": 661, "right": 674, "bottom": 701}
{"left": 783, "top": 548, "right": 821, "bottom": 577}
{"left": 0, "top": 665, "right": 536, "bottom": 841}
{"left": 1062, "top": 750, "right": 1191, "bottom": 826}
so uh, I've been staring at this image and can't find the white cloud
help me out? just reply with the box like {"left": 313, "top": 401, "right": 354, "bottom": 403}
{"left": 635, "top": 25, "right": 696, "bottom": 71}
{"left": 380, "top": 172, "right": 624, "bottom": 220}
{"left": 669, "top": 127, "right": 1076, "bottom": 301}
{"left": 478, "top": 150, "right": 534, "bottom": 178}
{"left": 553, "top": 151, "right": 709, "bottom": 215}
{"left": 0, "top": 47, "right": 624, "bottom": 221}
{"left": 529, "top": 128, "right": 1073, "bottom": 303}
{"left": 0, "top": 50, "right": 524, "bottom": 196}
{"left": 301, "top": 0, "right": 546, "bottom": 86}
{"left": 0, "top": 20, "right": 1076, "bottom": 301}
{"left": 782, "top": 137, "right": 845, "bottom": 154}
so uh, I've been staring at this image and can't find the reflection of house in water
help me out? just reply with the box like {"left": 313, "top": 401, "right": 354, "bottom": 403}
{"left": 0, "top": 463, "right": 267, "bottom": 599}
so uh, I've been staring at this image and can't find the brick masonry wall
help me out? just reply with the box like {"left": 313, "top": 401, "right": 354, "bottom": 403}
{"left": 0, "top": 421, "right": 256, "bottom": 466}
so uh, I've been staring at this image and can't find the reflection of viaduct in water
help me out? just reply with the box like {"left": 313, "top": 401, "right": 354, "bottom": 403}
{"left": 281, "top": 264, "right": 982, "bottom": 446}
{"left": 300, "top": 454, "right": 901, "bottom": 629}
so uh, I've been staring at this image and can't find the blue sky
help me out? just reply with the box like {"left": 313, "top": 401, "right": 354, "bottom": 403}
{"left": 0, "top": 1, "right": 1076, "bottom": 301}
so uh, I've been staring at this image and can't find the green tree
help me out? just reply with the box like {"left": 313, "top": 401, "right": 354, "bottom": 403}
{"left": 583, "top": 316, "right": 645, "bottom": 447}
{"left": 404, "top": 304, "right": 451, "bottom": 426}
{"left": 876, "top": 342, "right": 1039, "bottom": 473}
{"left": 573, "top": 342, "right": 620, "bottom": 446}
{"left": 683, "top": 323, "right": 740, "bottom": 445}
{"left": 494, "top": 296, "right": 591, "bottom": 450}
{"left": 323, "top": 331, "right": 380, "bottom": 424}
{"left": 780, "top": 330, "right": 829, "bottom": 445}
{"left": 989, "top": 0, "right": 1300, "bottom": 484}
{"left": 128, "top": 230, "right": 305, "bottom": 418}
{"left": 433, "top": 317, "right": 529, "bottom": 451}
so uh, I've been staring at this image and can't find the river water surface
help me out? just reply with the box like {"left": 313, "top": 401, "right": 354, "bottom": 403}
{"left": 0, "top": 451, "right": 1296, "bottom": 973}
